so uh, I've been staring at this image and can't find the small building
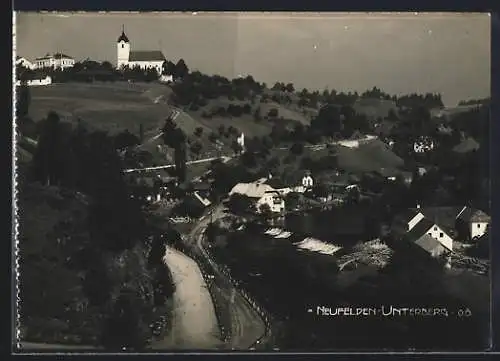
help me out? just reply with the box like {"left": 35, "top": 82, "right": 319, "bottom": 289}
{"left": 34, "top": 53, "right": 75, "bottom": 70}
{"left": 16, "top": 73, "right": 52, "bottom": 87}
{"left": 16, "top": 56, "right": 36, "bottom": 70}
{"left": 159, "top": 74, "right": 174, "bottom": 83}
{"left": 393, "top": 207, "right": 454, "bottom": 252}
{"left": 229, "top": 181, "right": 285, "bottom": 214}
{"left": 456, "top": 206, "right": 490, "bottom": 241}
{"left": 257, "top": 190, "right": 285, "bottom": 214}
{"left": 404, "top": 217, "right": 454, "bottom": 253}
{"left": 301, "top": 170, "right": 314, "bottom": 189}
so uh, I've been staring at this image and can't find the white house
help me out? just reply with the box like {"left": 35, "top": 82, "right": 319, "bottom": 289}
{"left": 456, "top": 206, "right": 491, "bottom": 241}
{"left": 117, "top": 27, "right": 166, "bottom": 74}
{"left": 15, "top": 74, "right": 52, "bottom": 87}
{"left": 406, "top": 216, "right": 454, "bottom": 252}
{"left": 159, "top": 74, "right": 174, "bottom": 83}
{"left": 257, "top": 190, "right": 285, "bottom": 214}
{"left": 16, "top": 56, "right": 35, "bottom": 70}
{"left": 229, "top": 180, "right": 285, "bottom": 214}
{"left": 33, "top": 53, "right": 75, "bottom": 70}
{"left": 302, "top": 171, "right": 314, "bottom": 189}
{"left": 393, "top": 207, "right": 454, "bottom": 252}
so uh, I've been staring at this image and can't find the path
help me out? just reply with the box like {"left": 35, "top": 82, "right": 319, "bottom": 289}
{"left": 151, "top": 246, "right": 222, "bottom": 350}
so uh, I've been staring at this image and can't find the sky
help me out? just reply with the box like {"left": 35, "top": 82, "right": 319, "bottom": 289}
{"left": 15, "top": 12, "right": 490, "bottom": 106}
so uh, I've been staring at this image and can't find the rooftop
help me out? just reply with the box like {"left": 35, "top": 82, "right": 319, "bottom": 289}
{"left": 413, "top": 234, "right": 446, "bottom": 255}
{"left": 457, "top": 207, "right": 490, "bottom": 223}
{"left": 129, "top": 50, "right": 166, "bottom": 62}
{"left": 117, "top": 30, "right": 129, "bottom": 43}
{"left": 229, "top": 182, "right": 276, "bottom": 199}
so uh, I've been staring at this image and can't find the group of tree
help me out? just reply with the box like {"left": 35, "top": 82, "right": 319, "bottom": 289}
{"left": 201, "top": 103, "right": 252, "bottom": 119}
{"left": 170, "top": 70, "right": 264, "bottom": 107}
{"left": 161, "top": 116, "right": 188, "bottom": 182}
{"left": 21, "top": 110, "right": 176, "bottom": 350}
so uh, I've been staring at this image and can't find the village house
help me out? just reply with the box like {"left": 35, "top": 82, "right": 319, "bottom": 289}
{"left": 16, "top": 56, "right": 36, "bottom": 69}
{"left": 392, "top": 207, "right": 455, "bottom": 253}
{"left": 456, "top": 206, "right": 491, "bottom": 242}
{"left": 33, "top": 53, "right": 75, "bottom": 70}
{"left": 15, "top": 72, "right": 52, "bottom": 87}
{"left": 229, "top": 180, "right": 285, "bottom": 214}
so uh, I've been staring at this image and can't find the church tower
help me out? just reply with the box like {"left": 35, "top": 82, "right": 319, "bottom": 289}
{"left": 117, "top": 25, "right": 130, "bottom": 69}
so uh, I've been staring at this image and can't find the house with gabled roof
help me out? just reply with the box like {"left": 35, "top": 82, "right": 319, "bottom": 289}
{"left": 392, "top": 206, "right": 455, "bottom": 255}
{"left": 456, "top": 206, "right": 491, "bottom": 241}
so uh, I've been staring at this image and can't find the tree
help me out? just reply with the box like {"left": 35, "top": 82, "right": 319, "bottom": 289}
{"left": 194, "top": 127, "right": 203, "bottom": 137}
{"left": 208, "top": 132, "right": 218, "bottom": 143}
{"left": 231, "top": 140, "right": 243, "bottom": 155}
{"left": 284, "top": 192, "right": 300, "bottom": 210}
{"left": 285, "top": 83, "right": 295, "bottom": 93}
{"left": 227, "top": 193, "right": 255, "bottom": 216}
{"left": 190, "top": 141, "right": 203, "bottom": 156}
{"left": 253, "top": 107, "right": 262, "bottom": 122}
{"left": 31, "top": 111, "right": 66, "bottom": 186}
{"left": 114, "top": 130, "right": 140, "bottom": 150}
{"left": 139, "top": 124, "right": 144, "bottom": 143}
{"left": 290, "top": 142, "right": 304, "bottom": 155}
{"left": 162, "top": 60, "right": 176, "bottom": 76}
{"left": 16, "top": 84, "right": 31, "bottom": 119}
{"left": 175, "top": 59, "right": 189, "bottom": 79}
{"left": 258, "top": 203, "right": 273, "bottom": 221}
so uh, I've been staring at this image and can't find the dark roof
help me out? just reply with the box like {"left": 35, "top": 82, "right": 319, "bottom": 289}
{"left": 406, "top": 217, "right": 435, "bottom": 242}
{"left": 129, "top": 50, "right": 165, "bottom": 62}
{"left": 457, "top": 207, "right": 490, "bottom": 223}
{"left": 265, "top": 177, "right": 288, "bottom": 189}
{"left": 396, "top": 208, "right": 422, "bottom": 225}
{"left": 35, "top": 53, "right": 73, "bottom": 60}
{"left": 420, "top": 206, "right": 463, "bottom": 233}
{"left": 117, "top": 31, "right": 130, "bottom": 43}
{"left": 53, "top": 53, "right": 73, "bottom": 59}
{"left": 413, "top": 234, "right": 446, "bottom": 255}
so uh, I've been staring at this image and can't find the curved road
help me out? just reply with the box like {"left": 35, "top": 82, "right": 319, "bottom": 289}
{"left": 188, "top": 205, "right": 267, "bottom": 350}
{"left": 151, "top": 246, "right": 223, "bottom": 350}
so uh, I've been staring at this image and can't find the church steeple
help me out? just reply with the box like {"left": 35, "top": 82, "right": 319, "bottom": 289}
{"left": 117, "top": 25, "right": 129, "bottom": 43}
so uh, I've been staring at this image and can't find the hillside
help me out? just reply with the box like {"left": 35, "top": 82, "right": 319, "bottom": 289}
{"left": 29, "top": 82, "right": 172, "bottom": 138}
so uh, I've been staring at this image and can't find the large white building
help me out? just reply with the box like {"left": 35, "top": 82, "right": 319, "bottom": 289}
{"left": 33, "top": 53, "right": 75, "bottom": 70}
{"left": 116, "top": 27, "right": 166, "bottom": 73}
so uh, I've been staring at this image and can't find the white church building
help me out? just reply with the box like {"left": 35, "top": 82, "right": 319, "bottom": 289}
{"left": 116, "top": 27, "right": 166, "bottom": 74}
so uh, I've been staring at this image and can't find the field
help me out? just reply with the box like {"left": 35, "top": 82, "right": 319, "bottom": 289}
{"left": 29, "top": 82, "right": 173, "bottom": 137}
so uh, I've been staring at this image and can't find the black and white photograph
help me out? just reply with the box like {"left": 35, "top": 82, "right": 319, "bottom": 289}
{"left": 13, "top": 12, "right": 491, "bottom": 352}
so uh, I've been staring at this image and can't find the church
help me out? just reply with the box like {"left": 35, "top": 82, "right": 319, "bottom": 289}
{"left": 116, "top": 27, "right": 166, "bottom": 74}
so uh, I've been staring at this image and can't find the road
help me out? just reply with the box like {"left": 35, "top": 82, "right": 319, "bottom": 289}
{"left": 188, "top": 205, "right": 268, "bottom": 350}
{"left": 123, "top": 156, "right": 232, "bottom": 173}
{"left": 151, "top": 246, "right": 223, "bottom": 350}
